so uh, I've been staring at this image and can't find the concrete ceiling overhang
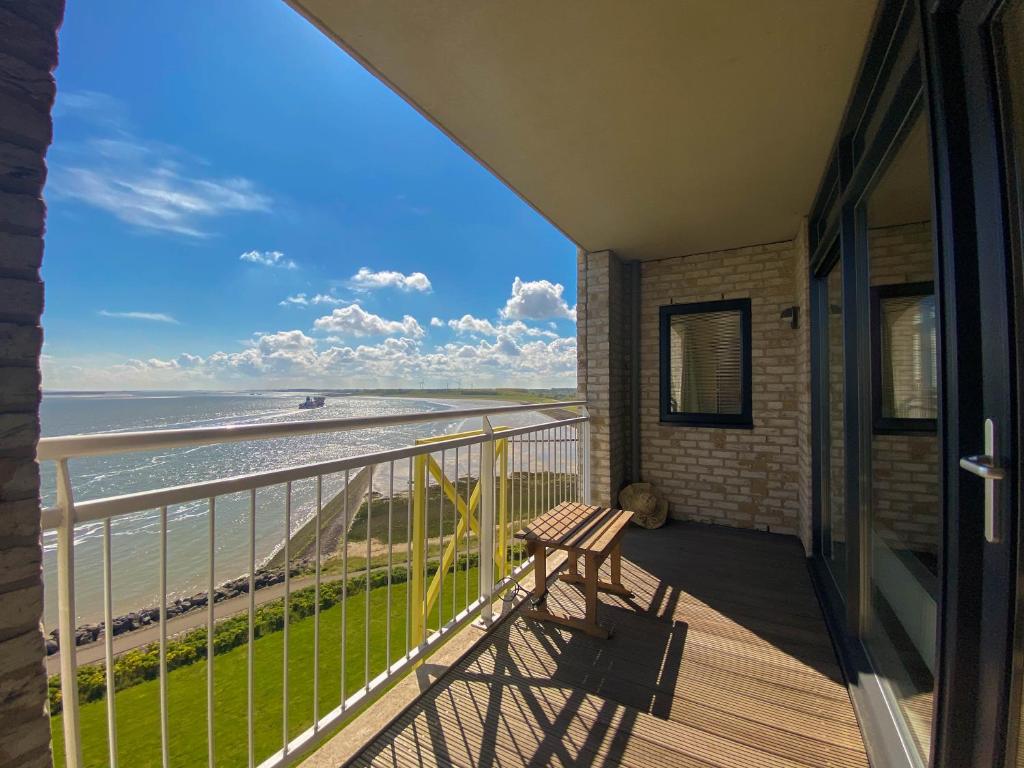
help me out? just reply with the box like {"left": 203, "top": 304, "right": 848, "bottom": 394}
{"left": 289, "top": 1, "right": 878, "bottom": 260}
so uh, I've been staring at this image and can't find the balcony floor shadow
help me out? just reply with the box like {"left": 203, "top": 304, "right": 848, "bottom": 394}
{"left": 348, "top": 522, "right": 868, "bottom": 767}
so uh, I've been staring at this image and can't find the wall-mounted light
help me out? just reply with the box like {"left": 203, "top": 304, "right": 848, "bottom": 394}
{"left": 780, "top": 306, "right": 800, "bottom": 329}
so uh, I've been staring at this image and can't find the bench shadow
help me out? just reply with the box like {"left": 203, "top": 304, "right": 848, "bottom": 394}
{"left": 350, "top": 521, "right": 852, "bottom": 766}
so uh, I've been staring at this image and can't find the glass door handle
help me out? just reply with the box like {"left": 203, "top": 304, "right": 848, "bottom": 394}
{"left": 959, "top": 455, "right": 1007, "bottom": 480}
{"left": 959, "top": 418, "right": 1007, "bottom": 543}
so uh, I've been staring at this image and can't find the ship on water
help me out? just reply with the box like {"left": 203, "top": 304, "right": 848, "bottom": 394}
{"left": 298, "top": 395, "right": 326, "bottom": 409}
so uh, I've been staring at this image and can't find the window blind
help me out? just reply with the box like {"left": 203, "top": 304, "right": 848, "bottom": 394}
{"left": 668, "top": 310, "right": 743, "bottom": 414}
{"left": 880, "top": 294, "right": 937, "bottom": 419}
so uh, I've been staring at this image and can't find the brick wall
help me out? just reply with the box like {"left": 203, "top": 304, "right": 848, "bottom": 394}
{"left": 869, "top": 221, "right": 939, "bottom": 558}
{"left": 639, "top": 240, "right": 803, "bottom": 536}
{"left": 577, "top": 249, "right": 633, "bottom": 507}
{"left": 0, "top": 2, "right": 64, "bottom": 765}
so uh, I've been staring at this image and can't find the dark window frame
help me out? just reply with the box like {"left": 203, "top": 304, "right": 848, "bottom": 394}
{"left": 870, "top": 280, "right": 938, "bottom": 434}
{"left": 658, "top": 298, "right": 753, "bottom": 428}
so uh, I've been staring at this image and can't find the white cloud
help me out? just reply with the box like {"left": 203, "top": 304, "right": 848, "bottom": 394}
{"left": 313, "top": 304, "right": 425, "bottom": 339}
{"left": 279, "top": 293, "right": 344, "bottom": 307}
{"left": 99, "top": 310, "right": 179, "bottom": 324}
{"left": 240, "top": 250, "right": 297, "bottom": 269}
{"left": 349, "top": 268, "right": 432, "bottom": 293}
{"left": 444, "top": 314, "right": 559, "bottom": 339}
{"left": 500, "top": 277, "right": 576, "bottom": 321}
{"left": 49, "top": 129, "right": 271, "bottom": 238}
{"left": 430, "top": 317, "right": 444, "bottom": 327}
{"left": 41, "top": 328, "right": 577, "bottom": 390}
{"left": 447, "top": 314, "right": 499, "bottom": 335}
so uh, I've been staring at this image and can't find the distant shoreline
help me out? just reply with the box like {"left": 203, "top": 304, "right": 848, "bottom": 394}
{"left": 43, "top": 387, "right": 576, "bottom": 405}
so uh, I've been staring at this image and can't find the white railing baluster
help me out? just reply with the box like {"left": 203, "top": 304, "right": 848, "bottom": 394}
{"left": 313, "top": 476, "right": 321, "bottom": 730}
{"left": 478, "top": 417, "right": 495, "bottom": 627}
{"left": 386, "top": 462, "right": 394, "bottom": 669}
{"left": 508, "top": 439, "right": 515, "bottom": 568}
{"left": 405, "top": 458, "right": 411, "bottom": 658}
{"left": 364, "top": 467, "right": 372, "bottom": 691}
{"left": 159, "top": 505, "right": 169, "bottom": 768}
{"left": 102, "top": 517, "right": 117, "bottom": 768}
{"left": 422, "top": 459, "right": 429, "bottom": 634}
{"left": 529, "top": 433, "right": 534, "bottom": 523}
{"left": 582, "top": 407, "right": 592, "bottom": 504}
{"left": 341, "top": 469, "right": 348, "bottom": 706}
{"left": 451, "top": 448, "right": 458, "bottom": 614}
{"left": 282, "top": 484, "right": 290, "bottom": 758}
{"left": 207, "top": 497, "right": 216, "bottom": 768}
{"left": 438, "top": 449, "right": 445, "bottom": 628}
{"left": 55, "top": 459, "right": 82, "bottom": 768}
{"left": 567, "top": 427, "right": 572, "bottom": 501}
{"left": 463, "top": 449, "right": 469, "bottom": 607}
{"left": 247, "top": 489, "right": 256, "bottom": 768}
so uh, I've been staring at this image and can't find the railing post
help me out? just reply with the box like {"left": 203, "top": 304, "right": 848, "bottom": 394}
{"left": 55, "top": 458, "right": 82, "bottom": 768}
{"left": 582, "top": 406, "right": 592, "bottom": 505}
{"left": 410, "top": 454, "right": 427, "bottom": 646}
{"left": 497, "top": 438, "right": 508, "bottom": 578}
{"left": 477, "top": 416, "right": 496, "bottom": 627}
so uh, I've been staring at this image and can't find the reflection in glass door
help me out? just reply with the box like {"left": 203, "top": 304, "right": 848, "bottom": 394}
{"left": 863, "top": 109, "right": 940, "bottom": 763}
{"left": 822, "top": 254, "right": 846, "bottom": 595}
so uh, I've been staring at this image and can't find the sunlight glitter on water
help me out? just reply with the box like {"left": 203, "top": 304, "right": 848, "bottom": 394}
{"left": 39, "top": 391, "right": 553, "bottom": 628}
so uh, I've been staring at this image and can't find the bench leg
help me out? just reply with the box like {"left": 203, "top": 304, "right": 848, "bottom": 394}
{"left": 529, "top": 541, "right": 547, "bottom": 606}
{"left": 606, "top": 543, "right": 633, "bottom": 597}
{"left": 521, "top": 548, "right": 611, "bottom": 639}
{"left": 584, "top": 552, "right": 599, "bottom": 631}
{"left": 559, "top": 544, "right": 634, "bottom": 598}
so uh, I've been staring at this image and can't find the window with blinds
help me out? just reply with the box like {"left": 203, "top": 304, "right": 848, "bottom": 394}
{"left": 659, "top": 299, "right": 752, "bottom": 427}
{"left": 871, "top": 282, "right": 938, "bottom": 431}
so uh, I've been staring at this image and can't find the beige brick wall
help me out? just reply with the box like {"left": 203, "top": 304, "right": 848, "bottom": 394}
{"left": 639, "top": 240, "right": 803, "bottom": 537}
{"left": 0, "top": 2, "right": 65, "bottom": 766}
{"left": 869, "top": 221, "right": 939, "bottom": 557}
{"left": 577, "top": 249, "right": 633, "bottom": 507}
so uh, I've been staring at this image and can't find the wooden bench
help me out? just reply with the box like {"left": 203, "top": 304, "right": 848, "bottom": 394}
{"left": 514, "top": 501, "right": 634, "bottom": 638}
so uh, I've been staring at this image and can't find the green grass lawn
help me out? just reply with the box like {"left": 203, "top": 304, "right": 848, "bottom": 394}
{"left": 52, "top": 566, "right": 481, "bottom": 768}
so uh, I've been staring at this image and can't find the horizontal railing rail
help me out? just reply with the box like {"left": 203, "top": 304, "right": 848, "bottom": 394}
{"left": 39, "top": 415, "right": 589, "bottom": 531}
{"left": 42, "top": 402, "right": 591, "bottom": 768}
{"left": 37, "top": 399, "right": 586, "bottom": 460}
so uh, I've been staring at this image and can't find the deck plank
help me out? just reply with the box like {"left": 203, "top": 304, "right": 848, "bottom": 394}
{"left": 346, "top": 522, "right": 869, "bottom": 768}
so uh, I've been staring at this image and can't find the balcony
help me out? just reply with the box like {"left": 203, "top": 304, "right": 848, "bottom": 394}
{"left": 40, "top": 401, "right": 866, "bottom": 768}
{"left": 324, "top": 523, "right": 867, "bottom": 768}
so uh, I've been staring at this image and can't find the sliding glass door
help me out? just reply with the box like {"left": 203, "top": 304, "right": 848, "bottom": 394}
{"left": 861, "top": 107, "right": 940, "bottom": 763}
{"left": 810, "top": 1, "right": 1023, "bottom": 765}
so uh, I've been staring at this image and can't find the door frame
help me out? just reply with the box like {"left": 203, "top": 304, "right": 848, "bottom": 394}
{"left": 925, "top": 0, "right": 1023, "bottom": 764}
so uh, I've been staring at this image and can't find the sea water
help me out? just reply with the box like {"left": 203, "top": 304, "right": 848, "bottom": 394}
{"left": 39, "top": 391, "right": 551, "bottom": 628}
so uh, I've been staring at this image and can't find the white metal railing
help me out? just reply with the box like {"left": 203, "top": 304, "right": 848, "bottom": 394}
{"left": 41, "top": 401, "right": 591, "bottom": 768}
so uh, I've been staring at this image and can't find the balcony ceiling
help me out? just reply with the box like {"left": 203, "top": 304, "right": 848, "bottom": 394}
{"left": 290, "top": 1, "right": 878, "bottom": 260}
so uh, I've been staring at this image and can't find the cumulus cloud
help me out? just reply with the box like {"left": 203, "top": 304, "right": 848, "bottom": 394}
{"left": 447, "top": 314, "right": 499, "bottom": 335}
{"left": 240, "top": 250, "right": 297, "bottom": 269}
{"left": 313, "top": 304, "right": 425, "bottom": 339}
{"left": 500, "top": 277, "right": 576, "bottom": 321}
{"left": 349, "top": 268, "right": 432, "bottom": 293}
{"left": 99, "top": 309, "right": 179, "bottom": 324}
{"left": 42, "top": 329, "right": 577, "bottom": 390}
{"left": 444, "top": 314, "right": 558, "bottom": 339}
{"left": 430, "top": 317, "right": 444, "bottom": 327}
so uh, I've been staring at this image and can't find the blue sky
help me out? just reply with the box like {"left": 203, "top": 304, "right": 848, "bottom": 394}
{"left": 41, "top": 0, "right": 578, "bottom": 390}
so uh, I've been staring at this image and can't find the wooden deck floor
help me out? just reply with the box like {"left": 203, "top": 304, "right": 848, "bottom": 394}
{"left": 348, "top": 523, "right": 868, "bottom": 768}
